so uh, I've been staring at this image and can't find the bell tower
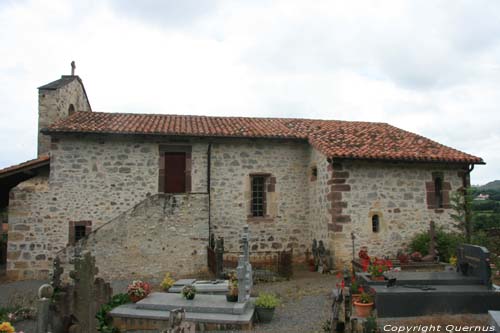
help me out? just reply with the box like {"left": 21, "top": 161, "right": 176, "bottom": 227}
{"left": 37, "top": 62, "right": 92, "bottom": 156}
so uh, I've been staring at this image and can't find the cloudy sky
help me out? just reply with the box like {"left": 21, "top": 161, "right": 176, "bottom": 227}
{"left": 0, "top": 0, "right": 498, "bottom": 185}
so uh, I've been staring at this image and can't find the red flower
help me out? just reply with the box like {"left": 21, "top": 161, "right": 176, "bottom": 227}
{"left": 378, "top": 268, "right": 383, "bottom": 273}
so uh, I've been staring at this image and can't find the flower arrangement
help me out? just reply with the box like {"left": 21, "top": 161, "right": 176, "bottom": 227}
{"left": 368, "top": 258, "right": 393, "bottom": 278}
{"left": 127, "top": 280, "right": 151, "bottom": 302}
{"left": 181, "top": 285, "right": 197, "bottom": 300}
{"left": 160, "top": 273, "right": 175, "bottom": 291}
{"left": 0, "top": 322, "right": 15, "bottom": 333}
{"left": 228, "top": 272, "right": 238, "bottom": 296}
{"left": 357, "top": 292, "right": 373, "bottom": 304}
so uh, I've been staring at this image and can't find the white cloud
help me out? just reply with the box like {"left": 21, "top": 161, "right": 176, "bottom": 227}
{"left": 0, "top": 0, "right": 498, "bottom": 184}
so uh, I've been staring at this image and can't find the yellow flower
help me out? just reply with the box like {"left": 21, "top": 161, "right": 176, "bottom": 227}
{"left": 449, "top": 256, "right": 457, "bottom": 266}
{"left": 0, "top": 321, "right": 15, "bottom": 333}
{"left": 160, "top": 272, "right": 175, "bottom": 291}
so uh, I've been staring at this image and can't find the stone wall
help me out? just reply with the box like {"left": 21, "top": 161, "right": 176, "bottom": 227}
{"left": 60, "top": 193, "right": 209, "bottom": 280}
{"left": 307, "top": 148, "right": 330, "bottom": 246}
{"left": 38, "top": 78, "right": 91, "bottom": 156}
{"left": 7, "top": 132, "right": 470, "bottom": 280}
{"left": 7, "top": 173, "right": 52, "bottom": 280}
{"left": 210, "top": 140, "right": 313, "bottom": 258}
{"left": 8, "top": 135, "right": 208, "bottom": 279}
{"left": 327, "top": 160, "right": 465, "bottom": 264}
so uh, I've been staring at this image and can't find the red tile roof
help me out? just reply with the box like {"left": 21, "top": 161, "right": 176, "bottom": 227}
{"left": 43, "top": 112, "right": 484, "bottom": 164}
{"left": 0, "top": 155, "right": 50, "bottom": 178}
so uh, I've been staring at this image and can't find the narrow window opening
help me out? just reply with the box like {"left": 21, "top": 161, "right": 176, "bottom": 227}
{"left": 372, "top": 215, "right": 380, "bottom": 233}
{"left": 435, "top": 177, "right": 443, "bottom": 208}
{"left": 74, "top": 225, "right": 86, "bottom": 242}
{"left": 68, "top": 104, "right": 75, "bottom": 116}
{"left": 251, "top": 176, "right": 266, "bottom": 217}
{"left": 312, "top": 166, "right": 318, "bottom": 177}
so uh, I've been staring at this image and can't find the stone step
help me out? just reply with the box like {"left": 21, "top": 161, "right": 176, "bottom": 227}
{"left": 136, "top": 292, "right": 251, "bottom": 315}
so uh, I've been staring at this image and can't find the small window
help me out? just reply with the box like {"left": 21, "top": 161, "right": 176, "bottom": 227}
{"left": 69, "top": 221, "right": 91, "bottom": 245}
{"left": 372, "top": 215, "right": 380, "bottom": 233}
{"left": 311, "top": 166, "right": 318, "bottom": 181}
{"left": 434, "top": 177, "right": 443, "bottom": 208}
{"left": 74, "top": 225, "right": 87, "bottom": 242}
{"left": 251, "top": 176, "right": 267, "bottom": 217}
{"left": 68, "top": 104, "right": 75, "bottom": 116}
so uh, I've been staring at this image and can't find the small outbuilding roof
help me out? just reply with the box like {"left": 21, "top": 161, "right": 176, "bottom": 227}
{"left": 0, "top": 155, "right": 50, "bottom": 178}
{"left": 43, "top": 112, "right": 484, "bottom": 164}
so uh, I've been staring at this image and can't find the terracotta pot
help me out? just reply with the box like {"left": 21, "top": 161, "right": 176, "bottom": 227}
{"left": 351, "top": 293, "right": 361, "bottom": 303}
{"left": 353, "top": 301, "right": 374, "bottom": 318}
{"left": 130, "top": 294, "right": 145, "bottom": 303}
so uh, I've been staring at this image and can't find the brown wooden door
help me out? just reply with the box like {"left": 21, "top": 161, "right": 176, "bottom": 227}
{"left": 164, "top": 152, "right": 186, "bottom": 193}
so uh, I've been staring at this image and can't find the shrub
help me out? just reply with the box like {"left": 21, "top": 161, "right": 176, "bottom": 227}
{"left": 409, "top": 229, "right": 464, "bottom": 262}
{"left": 96, "top": 293, "right": 130, "bottom": 333}
{"left": 255, "top": 293, "right": 280, "bottom": 309}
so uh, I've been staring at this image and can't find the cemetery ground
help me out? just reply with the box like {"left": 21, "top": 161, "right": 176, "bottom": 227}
{"left": 0, "top": 269, "right": 495, "bottom": 333}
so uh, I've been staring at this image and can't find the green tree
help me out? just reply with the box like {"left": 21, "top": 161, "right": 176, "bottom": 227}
{"left": 450, "top": 187, "right": 473, "bottom": 242}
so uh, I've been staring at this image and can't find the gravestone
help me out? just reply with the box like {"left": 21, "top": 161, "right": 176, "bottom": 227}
{"left": 45, "top": 251, "right": 112, "bottom": 333}
{"left": 456, "top": 244, "right": 492, "bottom": 287}
{"left": 237, "top": 225, "right": 252, "bottom": 303}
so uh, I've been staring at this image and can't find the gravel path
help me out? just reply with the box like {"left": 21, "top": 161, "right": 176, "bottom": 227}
{"left": 251, "top": 270, "right": 336, "bottom": 333}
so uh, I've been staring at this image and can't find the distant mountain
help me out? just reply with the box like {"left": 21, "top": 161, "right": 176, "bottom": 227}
{"left": 478, "top": 180, "right": 500, "bottom": 191}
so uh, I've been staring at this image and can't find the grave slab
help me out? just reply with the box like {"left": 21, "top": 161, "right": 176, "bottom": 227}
{"left": 372, "top": 284, "right": 500, "bottom": 317}
{"left": 490, "top": 311, "right": 500, "bottom": 333}
{"left": 137, "top": 292, "right": 250, "bottom": 315}
{"left": 169, "top": 280, "right": 229, "bottom": 295}
{"left": 359, "top": 271, "right": 483, "bottom": 286}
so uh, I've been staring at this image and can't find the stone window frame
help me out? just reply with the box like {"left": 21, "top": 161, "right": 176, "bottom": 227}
{"left": 158, "top": 145, "right": 192, "bottom": 194}
{"left": 68, "top": 221, "right": 92, "bottom": 246}
{"left": 247, "top": 173, "right": 276, "bottom": 222}
{"left": 426, "top": 172, "right": 451, "bottom": 211}
{"left": 310, "top": 165, "right": 318, "bottom": 182}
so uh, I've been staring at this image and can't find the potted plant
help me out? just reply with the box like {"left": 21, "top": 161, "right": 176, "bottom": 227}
{"left": 254, "top": 293, "right": 280, "bottom": 323}
{"left": 160, "top": 272, "right": 175, "bottom": 292}
{"left": 181, "top": 285, "right": 197, "bottom": 300}
{"left": 353, "top": 292, "right": 374, "bottom": 318}
{"left": 350, "top": 278, "right": 363, "bottom": 302}
{"left": 226, "top": 271, "right": 238, "bottom": 302}
{"left": 127, "top": 280, "right": 151, "bottom": 303}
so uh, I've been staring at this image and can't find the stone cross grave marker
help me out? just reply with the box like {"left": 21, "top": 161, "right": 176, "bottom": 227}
{"left": 237, "top": 225, "right": 252, "bottom": 303}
